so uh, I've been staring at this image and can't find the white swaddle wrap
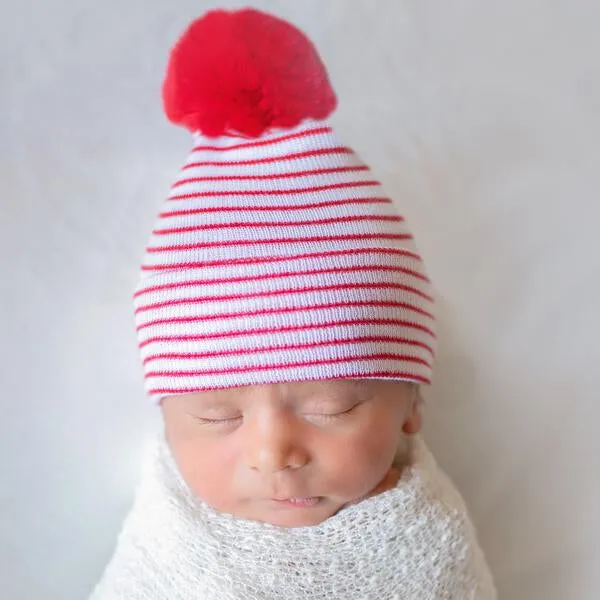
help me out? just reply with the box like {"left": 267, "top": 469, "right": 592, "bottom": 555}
{"left": 90, "top": 435, "right": 496, "bottom": 599}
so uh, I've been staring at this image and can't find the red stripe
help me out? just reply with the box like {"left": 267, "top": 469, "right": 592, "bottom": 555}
{"left": 172, "top": 165, "right": 369, "bottom": 187}
{"left": 134, "top": 264, "right": 429, "bottom": 300}
{"left": 136, "top": 299, "right": 435, "bottom": 332}
{"left": 143, "top": 335, "right": 434, "bottom": 365}
{"left": 138, "top": 317, "right": 436, "bottom": 349}
{"left": 141, "top": 247, "right": 422, "bottom": 273}
{"left": 159, "top": 198, "right": 392, "bottom": 218}
{"left": 168, "top": 180, "right": 380, "bottom": 201}
{"left": 135, "top": 282, "right": 434, "bottom": 316}
{"left": 149, "top": 371, "right": 431, "bottom": 394}
{"left": 152, "top": 215, "right": 403, "bottom": 236}
{"left": 146, "top": 233, "right": 412, "bottom": 254}
{"left": 145, "top": 353, "right": 431, "bottom": 378}
{"left": 141, "top": 248, "right": 422, "bottom": 271}
{"left": 191, "top": 126, "right": 332, "bottom": 152}
{"left": 183, "top": 147, "right": 353, "bottom": 169}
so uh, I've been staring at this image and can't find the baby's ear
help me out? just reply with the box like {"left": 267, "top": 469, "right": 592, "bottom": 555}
{"left": 401, "top": 387, "right": 422, "bottom": 435}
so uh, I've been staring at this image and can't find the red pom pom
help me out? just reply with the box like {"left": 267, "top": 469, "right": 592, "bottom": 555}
{"left": 162, "top": 8, "right": 337, "bottom": 138}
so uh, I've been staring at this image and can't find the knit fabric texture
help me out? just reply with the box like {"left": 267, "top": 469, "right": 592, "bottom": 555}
{"left": 134, "top": 120, "right": 436, "bottom": 403}
{"left": 89, "top": 435, "right": 496, "bottom": 600}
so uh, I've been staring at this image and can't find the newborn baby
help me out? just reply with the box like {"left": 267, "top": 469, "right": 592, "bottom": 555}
{"left": 161, "top": 379, "right": 419, "bottom": 529}
{"left": 90, "top": 8, "right": 496, "bottom": 599}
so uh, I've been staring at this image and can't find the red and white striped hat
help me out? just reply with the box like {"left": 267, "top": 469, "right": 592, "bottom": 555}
{"left": 133, "top": 8, "right": 436, "bottom": 403}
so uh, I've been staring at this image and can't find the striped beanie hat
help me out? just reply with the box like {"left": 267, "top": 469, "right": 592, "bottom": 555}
{"left": 133, "top": 8, "right": 436, "bottom": 403}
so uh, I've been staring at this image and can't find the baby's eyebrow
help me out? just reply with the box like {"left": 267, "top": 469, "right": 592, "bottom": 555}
{"left": 200, "top": 397, "right": 238, "bottom": 406}
{"left": 188, "top": 395, "right": 239, "bottom": 410}
{"left": 291, "top": 387, "right": 359, "bottom": 405}
{"left": 308, "top": 381, "right": 370, "bottom": 396}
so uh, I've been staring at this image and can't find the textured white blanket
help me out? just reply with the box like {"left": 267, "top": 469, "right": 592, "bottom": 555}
{"left": 90, "top": 435, "right": 496, "bottom": 599}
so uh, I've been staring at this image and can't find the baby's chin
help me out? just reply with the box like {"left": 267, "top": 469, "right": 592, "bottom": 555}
{"left": 251, "top": 500, "right": 346, "bottom": 528}
{"left": 220, "top": 497, "right": 348, "bottom": 529}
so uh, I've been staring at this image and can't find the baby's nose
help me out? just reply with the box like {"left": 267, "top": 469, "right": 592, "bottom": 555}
{"left": 242, "top": 412, "right": 309, "bottom": 473}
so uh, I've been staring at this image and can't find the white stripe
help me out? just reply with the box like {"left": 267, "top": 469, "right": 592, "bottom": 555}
{"left": 144, "top": 358, "right": 432, "bottom": 394}
{"left": 135, "top": 248, "right": 424, "bottom": 293}
{"left": 164, "top": 180, "right": 389, "bottom": 208}
{"left": 142, "top": 238, "right": 422, "bottom": 270}
{"left": 153, "top": 209, "right": 402, "bottom": 234}
{"left": 136, "top": 307, "right": 435, "bottom": 343}
{"left": 134, "top": 276, "right": 432, "bottom": 319}
{"left": 135, "top": 271, "right": 430, "bottom": 319}
{"left": 155, "top": 204, "right": 398, "bottom": 232}
{"left": 134, "top": 274, "right": 433, "bottom": 321}
{"left": 185, "top": 125, "right": 339, "bottom": 164}
{"left": 137, "top": 306, "right": 435, "bottom": 350}
{"left": 169, "top": 168, "right": 376, "bottom": 196}
{"left": 139, "top": 323, "right": 435, "bottom": 362}
{"left": 178, "top": 151, "right": 362, "bottom": 178}
{"left": 147, "top": 219, "right": 411, "bottom": 249}
{"left": 142, "top": 340, "right": 433, "bottom": 372}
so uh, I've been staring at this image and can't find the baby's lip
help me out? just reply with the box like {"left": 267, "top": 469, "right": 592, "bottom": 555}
{"left": 271, "top": 497, "right": 322, "bottom": 507}
{"left": 272, "top": 495, "right": 308, "bottom": 501}
{"left": 271, "top": 492, "right": 309, "bottom": 500}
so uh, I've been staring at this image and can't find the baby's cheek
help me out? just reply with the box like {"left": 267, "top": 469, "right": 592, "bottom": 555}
{"left": 320, "top": 430, "right": 398, "bottom": 500}
{"left": 171, "top": 440, "right": 238, "bottom": 510}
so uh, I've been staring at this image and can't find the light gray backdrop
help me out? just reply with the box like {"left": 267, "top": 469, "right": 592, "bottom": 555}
{"left": 2, "top": 1, "right": 599, "bottom": 599}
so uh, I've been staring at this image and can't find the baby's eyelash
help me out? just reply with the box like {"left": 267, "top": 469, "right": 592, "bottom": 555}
{"left": 194, "top": 415, "right": 242, "bottom": 425}
{"left": 190, "top": 403, "right": 360, "bottom": 426}
{"left": 309, "top": 403, "right": 360, "bottom": 421}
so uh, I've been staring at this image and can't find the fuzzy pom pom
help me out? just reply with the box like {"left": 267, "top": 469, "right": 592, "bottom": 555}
{"left": 162, "top": 8, "right": 337, "bottom": 138}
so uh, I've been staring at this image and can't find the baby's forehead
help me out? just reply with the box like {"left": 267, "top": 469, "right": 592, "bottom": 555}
{"left": 182, "top": 379, "right": 409, "bottom": 405}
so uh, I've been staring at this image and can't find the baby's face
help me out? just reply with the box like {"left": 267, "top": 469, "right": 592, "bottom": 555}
{"left": 161, "top": 379, "right": 419, "bottom": 528}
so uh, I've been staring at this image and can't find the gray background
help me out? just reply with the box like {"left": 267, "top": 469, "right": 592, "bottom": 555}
{"left": 2, "top": 0, "right": 599, "bottom": 598}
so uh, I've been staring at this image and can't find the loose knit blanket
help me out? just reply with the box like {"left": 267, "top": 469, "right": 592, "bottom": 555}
{"left": 89, "top": 435, "right": 496, "bottom": 599}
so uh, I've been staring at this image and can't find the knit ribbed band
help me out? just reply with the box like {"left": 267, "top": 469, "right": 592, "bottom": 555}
{"left": 134, "top": 121, "right": 436, "bottom": 403}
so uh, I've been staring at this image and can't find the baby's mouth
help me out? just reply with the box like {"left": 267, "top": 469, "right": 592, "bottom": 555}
{"left": 271, "top": 497, "right": 322, "bottom": 508}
